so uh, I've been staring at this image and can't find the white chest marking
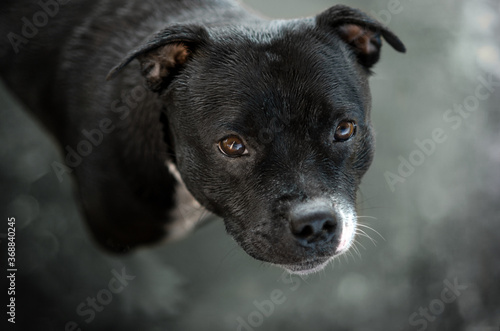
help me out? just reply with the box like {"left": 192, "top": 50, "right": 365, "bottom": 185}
{"left": 165, "top": 161, "right": 209, "bottom": 241}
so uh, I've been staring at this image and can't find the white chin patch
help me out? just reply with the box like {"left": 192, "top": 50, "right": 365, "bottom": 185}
{"left": 283, "top": 259, "right": 332, "bottom": 275}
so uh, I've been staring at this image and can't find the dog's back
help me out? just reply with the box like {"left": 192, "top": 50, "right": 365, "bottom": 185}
{"left": 0, "top": 0, "right": 263, "bottom": 252}
{"left": 0, "top": 0, "right": 248, "bottom": 138}
{"left": 1, "top": 0, "right": 97, "bottom": 138}
{"left": 0, "top": 0, "right": 225, "bottom": 250}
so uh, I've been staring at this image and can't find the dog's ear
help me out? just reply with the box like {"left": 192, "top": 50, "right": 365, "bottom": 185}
{"left": 316, "top": 5, "right": 406, "bottom": 69}
{"left": 106, "top": 25, "right": 208, "bottom": 91}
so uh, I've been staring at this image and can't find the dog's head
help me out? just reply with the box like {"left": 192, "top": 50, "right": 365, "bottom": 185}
{"left": 109, "top": 5, "right": 405, "bottom": 274}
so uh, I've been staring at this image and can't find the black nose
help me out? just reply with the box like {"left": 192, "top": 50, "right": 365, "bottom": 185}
{"left": 289, "top": 210, "right": 338, "bottom": 247}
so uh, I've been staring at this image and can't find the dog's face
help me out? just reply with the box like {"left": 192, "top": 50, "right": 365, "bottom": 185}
{"left": 168, "top": 26, "right": 375, "bottom": 274}
{"left": 109, "top": 5, "right": 405, "bottom": 273}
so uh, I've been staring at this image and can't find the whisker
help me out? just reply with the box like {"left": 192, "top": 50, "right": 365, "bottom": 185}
{"left": 215, "top": 243, "right": 240, "bottom": 272}
{"left": 335, "top": 255, "right": 340, "bottom": 268}
{"left": 329, "top": 257, "right": 336, "bottom": 271}
{"left": 356, "top": 215, "right": 379, "bottom": 221}
{"left": 342, "top": 251, "right": 350, "bottom": 264}
{"left": 355, "top": 228, "right": 378, "bottom": 246}
{"left": 345, "top": 251, "right": 353, "bottom": 263}
{"left": 348, "top": 244, "right": 361, "bottom": 261}
{"left": 356, "top": 223, "right": 385, "bottom": 241}
{"left": 355, "top": 239, "right": 366, "bottom": 251}
{"left": 350, "top": 241, "right": 362, "bottom": 258}
{"left": 356, "top": 205, "right": 388, "bottom": 212}
{"left": 335, "top": 255, "right": 342, "bottom": 268}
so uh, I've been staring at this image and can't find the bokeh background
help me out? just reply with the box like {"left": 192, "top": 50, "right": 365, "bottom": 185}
{"left": 1, "top": 0, "right": 499, "bottom": 330}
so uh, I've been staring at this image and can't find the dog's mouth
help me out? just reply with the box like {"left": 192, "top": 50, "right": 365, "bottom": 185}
{"left": 224, "top": 196, "right": 359, "bottom": 275}
{"left": 279, "top": 257, "right": 332, "bottom": 275}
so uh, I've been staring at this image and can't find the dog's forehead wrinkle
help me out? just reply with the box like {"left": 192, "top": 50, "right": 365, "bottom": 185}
{"left": 192, "top": 46, "right": 367, "bottom": 132}
{"left": 209, "top": 19, "right": 290, "bottom": 45}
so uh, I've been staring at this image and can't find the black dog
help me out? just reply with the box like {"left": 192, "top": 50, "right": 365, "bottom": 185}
{"left": 0, "top": 0, "right": 405, "bottom": 274}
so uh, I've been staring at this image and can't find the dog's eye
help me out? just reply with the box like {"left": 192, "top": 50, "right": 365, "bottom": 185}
{"left": 218, "top": 136, "right": 248, "bottom": 157}
{"left": 334, "top": 121, "right": 357, "bottom": 141}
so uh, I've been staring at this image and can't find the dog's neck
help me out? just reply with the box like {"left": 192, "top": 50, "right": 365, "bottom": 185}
{"left": 164, "top": 160, "right": 209, "bottom": 241}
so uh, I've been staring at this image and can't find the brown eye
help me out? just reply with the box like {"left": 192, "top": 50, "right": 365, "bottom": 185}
{"left": 334, "top": 121, "right": 356, "bottom": 141}
{"left": 218, "top": 136, "right": 248, "bottom": 157}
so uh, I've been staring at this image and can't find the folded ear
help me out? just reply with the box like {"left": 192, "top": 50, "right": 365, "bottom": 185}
{"left": 107, "top": 24, "right": 208, "bottom": 91}
{"left": 316, "top": 5, "right": 406, "bottom": 69}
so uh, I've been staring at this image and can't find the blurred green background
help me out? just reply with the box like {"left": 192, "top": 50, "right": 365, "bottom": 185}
{"left": 1, "top": 0, "right": 499, "bottom": 330}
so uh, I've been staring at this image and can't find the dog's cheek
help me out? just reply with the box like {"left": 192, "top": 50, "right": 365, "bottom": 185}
{"left": 180, "top": 156, "right": 253, "bottom": 217}
{"left": 224, "top": 218, "right": 278, "bottom": 263}
{"left": 173, "top": 146, "right": 218, "bottom": 209}
{"left": 351, "top": 128, "right": 375, "bottom": 177}
{"left": 222, "top": 194, "right": 275, "bottom": 249}
{"left": 223, "top": 217, "right": 260, "bottom": 258}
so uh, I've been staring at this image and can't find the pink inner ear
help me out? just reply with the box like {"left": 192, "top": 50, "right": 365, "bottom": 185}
{"left": 339, "top": 24, "right": 378, "bottom": 55}
{"left": 163, "top": 43, "right": 190, "bottom": 66}
{"left": 138, "top": 43, "right": 191, "bottom": 91}
{"left": 151, "top": 43, "right": 190, "bottom": 69}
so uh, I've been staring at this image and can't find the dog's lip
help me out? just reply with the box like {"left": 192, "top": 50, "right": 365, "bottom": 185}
{"left": 280, "top": 257, "right": 331, "bottom": 275}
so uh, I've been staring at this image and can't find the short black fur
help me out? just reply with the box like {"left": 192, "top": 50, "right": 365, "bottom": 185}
{"left": 0, "top": 0, "right": 404, "bottom": 273}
